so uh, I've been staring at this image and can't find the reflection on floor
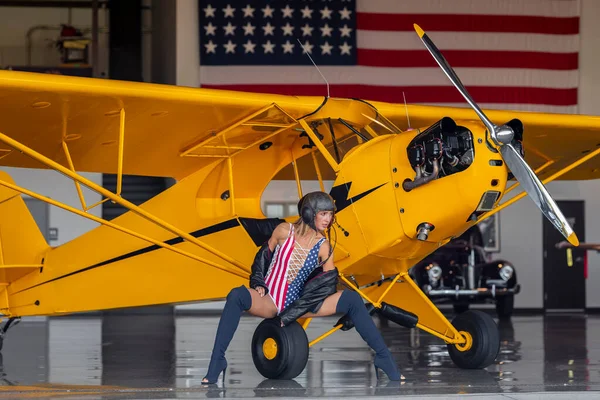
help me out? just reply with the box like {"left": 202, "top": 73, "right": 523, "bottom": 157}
{"left": 0, "top": 312, "right": 598, "bottom": 398}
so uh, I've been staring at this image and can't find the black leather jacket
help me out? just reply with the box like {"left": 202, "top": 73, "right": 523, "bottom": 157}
{"left": 278, "top": 266, "right": 339, "bottom": 325}
{"left": 249, "top": 242, "right": 339, "bottom": 326}
{"left": 249, "top": 243, "right": 272, "bottom": 294}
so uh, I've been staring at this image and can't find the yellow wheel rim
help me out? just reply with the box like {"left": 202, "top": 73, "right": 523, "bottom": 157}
{"left": 455, "top": 331, "right": 473, "bottom": 352}
{"left": 263, "top": 338, "right": 278, "bottom": 360}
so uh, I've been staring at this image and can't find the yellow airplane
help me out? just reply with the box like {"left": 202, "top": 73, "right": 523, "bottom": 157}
{"left": 0, "top": 25, "right": 596, "bottom": 379}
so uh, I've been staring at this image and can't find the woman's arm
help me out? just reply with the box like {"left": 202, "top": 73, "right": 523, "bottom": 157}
{"left": 268, "top": 223, "right": 289, "bottom": 250}
{"left": 319, "top": 240, "right": 335, "bottom": 271}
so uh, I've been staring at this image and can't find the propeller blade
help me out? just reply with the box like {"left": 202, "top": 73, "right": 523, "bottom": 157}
{"left": 413, "top": 23, "right": 579, "bottom": 246}
{"left": 413, "top": 24, "right": 496, "bottom": 137}
{"left": 500, "top": 144, "right": 578, "bottom": 246}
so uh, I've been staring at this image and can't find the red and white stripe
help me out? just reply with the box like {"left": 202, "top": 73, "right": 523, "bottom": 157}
{"left": 264, "top": 232, "right": 295, "bottom": 312}
{"left": 200, "top": 0, "right": 580, "bottom": 113}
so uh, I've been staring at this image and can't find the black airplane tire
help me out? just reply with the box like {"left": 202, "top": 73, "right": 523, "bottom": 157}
{"left": 447, "top": 310, "right": 500, "bottom": 369}
{"left": 251, "top": 318, "right": 309, "bottom": 380}
{"left": 496, "top": 295, "right": 514, "bottom": 319}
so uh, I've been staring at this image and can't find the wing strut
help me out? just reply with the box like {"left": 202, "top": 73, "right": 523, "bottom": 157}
{"left": 291, "top": 149, "right": 303, "bottom": 198}
{"left": 0, "top": 177, "right": 248, "bottom": 279}
{"left": 0, "top": 129, "right": 251, "bottom": 276}
{"left": 61, "top": 107, "right": 126, "bottom": 212}
{"left": 479, "top": 146, "right": 600, "bottom": 223}
{"left": 179, "top": 103, "right": 297, "bottom": 158}
{"left": 298, "top": 120, "right": 340, "bottom": 173}
{"left": 311, "top": 152, "right": 326, "bottom": 192}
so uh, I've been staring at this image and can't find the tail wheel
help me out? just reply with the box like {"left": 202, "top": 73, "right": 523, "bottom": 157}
{"left": 251, "top": 318, "right": 309, "bottom": 380}
{"left": 447, "top": 310, "right": 500, "bottom": 369}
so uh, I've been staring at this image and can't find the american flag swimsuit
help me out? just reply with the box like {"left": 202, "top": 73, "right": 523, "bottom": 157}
{"left": 264, "top": 224, "right": 327, "bottom": 313}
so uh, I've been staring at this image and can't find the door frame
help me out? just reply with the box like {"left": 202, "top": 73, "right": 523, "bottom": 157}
{"left": 542, "top": 200, "right": 585, "bottom": 312}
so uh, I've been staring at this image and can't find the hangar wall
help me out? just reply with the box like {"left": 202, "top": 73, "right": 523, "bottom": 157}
{"left": 492, "top": 0, "right": 600, "bottom": 309}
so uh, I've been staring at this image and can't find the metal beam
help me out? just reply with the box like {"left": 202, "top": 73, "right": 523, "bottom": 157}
{"left": 0, "top": 1, "right": 105, "bottom": 8}
{"left": 478, "top": 146, "right": 600, "bottom": 223}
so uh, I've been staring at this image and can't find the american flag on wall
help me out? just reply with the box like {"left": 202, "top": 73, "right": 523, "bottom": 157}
{"left": 198, "top": 0, "right": 579, "bottom": 114}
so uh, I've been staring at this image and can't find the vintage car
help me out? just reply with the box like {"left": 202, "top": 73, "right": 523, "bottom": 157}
{"left": 409, "top": 225, "right": 520, "bottom": 318}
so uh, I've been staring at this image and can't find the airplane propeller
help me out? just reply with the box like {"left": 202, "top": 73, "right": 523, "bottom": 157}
{"left": 413, "top": 24, "right": 579, "bottom": 246}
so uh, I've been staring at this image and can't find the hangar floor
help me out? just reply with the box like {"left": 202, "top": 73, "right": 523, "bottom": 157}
{"left": 0, "top": 311, "right": 598, "bottom": 399}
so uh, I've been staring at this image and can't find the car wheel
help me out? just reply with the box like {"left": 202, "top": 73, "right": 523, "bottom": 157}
{"left": 447, "top": 310, "right": 500, "bottom": 369}
{"left": 251, "top": 318, "right": 309, "bottom": 379}
{"left": 496, "top": 295, "right": 514, "bottom": 319}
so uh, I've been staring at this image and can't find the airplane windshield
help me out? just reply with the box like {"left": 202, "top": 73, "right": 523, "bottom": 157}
{"left": 303, "top": 99, "right": 402, "bottom": 163}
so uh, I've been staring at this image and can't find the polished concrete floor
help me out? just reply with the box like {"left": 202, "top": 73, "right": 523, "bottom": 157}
{"left": 0, "top": 310, "right": 598, "bottom": 399}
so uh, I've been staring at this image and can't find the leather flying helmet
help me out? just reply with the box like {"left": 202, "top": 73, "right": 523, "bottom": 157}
{"left": 298, "top": 191, "right": 336, "bottom": 230}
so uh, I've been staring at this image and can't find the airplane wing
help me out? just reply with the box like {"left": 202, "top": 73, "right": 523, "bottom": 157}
{"left": 2, "top": 70, "right": 599, "bottom": 182}
{"left": 374, "top": 102, "right": 600, "bottom": 181}
{"left": 0, "top": 70, "right": 324, "bottom": 180}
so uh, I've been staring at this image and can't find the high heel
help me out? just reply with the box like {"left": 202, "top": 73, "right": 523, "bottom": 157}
{"left": 202, "top": 286, "right": 251, "bottom": 386}
{"left": 374, "top": 352, "right": 404, "bottom": 381}
{"left": 202, "top": 357, "right": 227, "bottom": 385}
{"left": 335, "top": 290, "right": 406, "bottom": 382}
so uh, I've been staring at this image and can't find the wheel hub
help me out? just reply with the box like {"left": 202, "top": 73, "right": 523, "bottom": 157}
{"left": 455, "top": 330, "right": 473, "bottom": 352}
{"left": 262, "top": 338, "right": 278, "bottom": 360}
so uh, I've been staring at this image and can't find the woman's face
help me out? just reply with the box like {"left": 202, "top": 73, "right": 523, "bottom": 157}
{"left": 315, "top": 210, "right": 333, "bottom": 231}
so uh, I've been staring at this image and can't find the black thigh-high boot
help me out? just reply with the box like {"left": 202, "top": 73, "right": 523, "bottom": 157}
{"left": 336, "top": 289, "right": 402, "bottom": 381}
{"left": 202, "top": 285, "right": 252, "bottom": 384}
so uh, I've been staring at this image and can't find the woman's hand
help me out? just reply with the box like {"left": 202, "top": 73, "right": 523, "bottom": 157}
{"left": 255, "top": 286, "right": 266, "bottom": 297}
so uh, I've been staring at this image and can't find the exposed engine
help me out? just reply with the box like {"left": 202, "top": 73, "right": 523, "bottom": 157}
{"left": 404, "top": 117, "right": 474, "bottom": 191}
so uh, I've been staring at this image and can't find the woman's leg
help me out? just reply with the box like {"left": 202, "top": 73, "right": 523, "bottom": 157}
{"left": 202, "top": 286, "right": 277, "bottom": 384}
{"left": 247, "top": 287, "right": 278, "bottom": 318}
{"left": 303, "top": 290, "right": 343, "bottom": 317}
{"left": 307, "top": 289, "right": 403, "bottom": 381}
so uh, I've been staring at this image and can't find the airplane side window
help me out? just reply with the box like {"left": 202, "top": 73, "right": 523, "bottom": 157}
{"left": 263, "top": 202, "right": 297, "bottom": 219}
{"left": 261, "top": 149, "right": 335, "bottom": 219}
